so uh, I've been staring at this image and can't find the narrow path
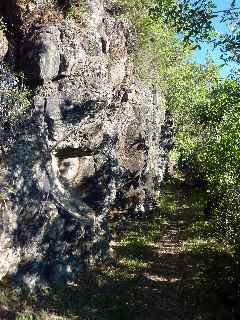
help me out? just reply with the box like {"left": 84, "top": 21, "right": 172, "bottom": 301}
{"left": 103, "top": 180, "right": 236, "bottom": 320}
{"left": 104, "top": 182, "right": 200, "bottom": 320}
{"left": 138, "top": 184, "right": 197, "bottom": 320}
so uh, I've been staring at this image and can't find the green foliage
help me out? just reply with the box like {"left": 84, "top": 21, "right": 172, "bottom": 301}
{"left": 115, "top": 0, "right": 206, "bottom": 119}
{"left": 66, "top": 5, "right": 77, "bottom": 17}
{"left": 16, "top": 313, "right": 35, "bottom": 320}
{"left": 216, "top": 2, "right": 240, "bottom": 64}
{"left": 118, "top": 0, "right": 240, "bottom": 69}
{"left": 197, "top": 79, "right": 240, "bottom": 188}
{"left": 150, "top": 0, "right": 217, "bottom": 44}
{"left": 173, "top": 74, "right": 240, "bottom": 258}
{"left": 114, "top": 0, "right": 217, "bottom": 44}
{"left": 193, "top": 80, "right": 240, "bottom": 242}
{"left": 66, "top": 0, "right": 89, "bottom": 22}
{"left": 133, "top": 15, "right": 191, "bottom": 92}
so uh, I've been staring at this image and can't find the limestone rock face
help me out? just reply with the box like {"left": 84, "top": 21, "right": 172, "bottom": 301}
{"left": 0, "top": 30, "right": 8, "bottom": 60}
{"left": 0, "top": 0, "right": 174, "bottom": 290}
{"left": 22, "top": 26, "right": 61, "bottom": 81}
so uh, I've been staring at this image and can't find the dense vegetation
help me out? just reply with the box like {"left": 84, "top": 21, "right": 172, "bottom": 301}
{"left": 112, "top": 0, "right": 240, "bottom": 313}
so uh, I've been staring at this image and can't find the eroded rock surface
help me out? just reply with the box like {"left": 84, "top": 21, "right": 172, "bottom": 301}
{"left": 0, "top": 0, "right": 174, "bottom": 290}
{"left": 0, "top": 30, "right": 8, "bottom": 61}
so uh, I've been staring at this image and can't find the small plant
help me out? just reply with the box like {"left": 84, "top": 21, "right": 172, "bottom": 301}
{"left": 66, "top": 0, "right": 89, "bottom": 25}
{"left": 67, "top": 4, "right": 77, "bottom": 17}
{"left": 118, "top": 256, "right": 150, "bottom": 271}
{"left": 16, "top": 312, "right": 35, "bottom": 320}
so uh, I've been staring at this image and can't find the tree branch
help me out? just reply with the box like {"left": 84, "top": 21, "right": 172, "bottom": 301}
{"left": 213, "top": 7, "right": 240, "bottom": 14}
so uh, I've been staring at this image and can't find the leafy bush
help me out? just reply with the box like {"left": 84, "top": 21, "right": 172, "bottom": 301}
{"left": 150, "top": 0, "right": 217, "bottom": 44}
{"left": 173, "top": 75, "right": 240, "bottom": 259}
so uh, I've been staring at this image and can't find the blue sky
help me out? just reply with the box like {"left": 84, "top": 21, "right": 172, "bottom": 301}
{"left": 193, "top": 0, "right": 240, "bottom": 77}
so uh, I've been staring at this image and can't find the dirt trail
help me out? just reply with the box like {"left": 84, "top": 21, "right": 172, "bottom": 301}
{"left": 139, "top": 184, "right": 197, "bottom": 320}
{"left": 104, "top": 182, "right": 202, "bottom": 320}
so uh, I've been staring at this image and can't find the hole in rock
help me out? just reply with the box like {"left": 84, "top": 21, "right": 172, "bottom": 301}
{"left": 55, "top": 146, "right": 93, "bottom": 160}
{"left": 60, "top": 99, "right": 104, "bottom": 124}
{"left": 100, "top": 37, "right": 107, "bottom": 54}
{"left": 121, "top": 91, "right": 129, "bottom": 103}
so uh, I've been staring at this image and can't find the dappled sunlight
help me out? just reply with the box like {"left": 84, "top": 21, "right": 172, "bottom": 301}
{"left": 145, "top": 274, "right": 181, "bottom": 283}
{"left": 2, "top": 180, "right": 239, "bottom": 319}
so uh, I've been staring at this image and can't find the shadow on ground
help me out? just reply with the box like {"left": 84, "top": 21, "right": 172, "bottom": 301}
{"left": 1, "top": 180, "right": 240, "bottom": 320}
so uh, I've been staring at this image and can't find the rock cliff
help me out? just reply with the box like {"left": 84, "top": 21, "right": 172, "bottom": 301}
{"left": 0, "top": 0, "right": 174, "bottom": 290}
